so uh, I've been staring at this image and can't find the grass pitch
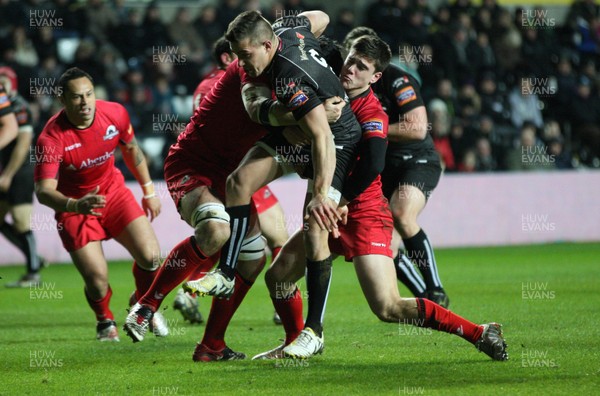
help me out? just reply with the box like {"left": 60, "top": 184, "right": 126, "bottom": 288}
{"left": 1, "top": 243, "right": 598, "bottom": 395}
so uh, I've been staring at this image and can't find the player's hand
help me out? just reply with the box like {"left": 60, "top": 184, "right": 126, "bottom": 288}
{"left": 304, "top": 194, "right": 342, "bottom": 234}
{"left": 324, "top": 96, "right": 345, "bottom": 124}
{"left": 75, "top": 186, "right": 106, "bottom": 216}
{"left": 0, "top": 174, "right": 12, "bottom": 192}
{"left": 330, "top": 205, "right": 348, "bottom": 239}
{"left": 282, "top": 126, "right": 310, "bottom": 146}
{"left": 142, "top": 195, "right": 161, "bottom": 222}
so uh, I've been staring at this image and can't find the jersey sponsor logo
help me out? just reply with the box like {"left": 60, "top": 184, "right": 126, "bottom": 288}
{"left": 371, "top": 242, "right": 387, "bottom": 247}
{"left": 392, "top": 76, "right": 410, "bottom": 90}
{"left": 179, "top": 175, "right": 190, "bottom": 186}
{"left": 296, "top": 32, "right": 308, "bottom": 61}
{"left": 396, "top": 86, "right": 417, "bottom": 106}
{"left": 287, "top": 90, "right": 309, "bottom": 110}
{"left": 79, "top": 151, "right": 113, "bottom": 169}
{"left": 16, "top": 110, "right": 28, "bottom": 124}
{"left": 361, "top": 118, "right": 385, "bottom": 137}
{"left": 65, "top": 142, "right": 82, "bottom": 152}
{"left": 103, "top": 125, "right": 119, "bottom": 141}
{"left": 263, "top": 188, "right": 271, "bottom": 199}
{"left": 0, "top": 92, "right": 10, "bottom": 110}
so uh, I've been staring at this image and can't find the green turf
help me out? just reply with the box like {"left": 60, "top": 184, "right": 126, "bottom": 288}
{"left": 1, "top": 243, "right": 598, "bottom": 395}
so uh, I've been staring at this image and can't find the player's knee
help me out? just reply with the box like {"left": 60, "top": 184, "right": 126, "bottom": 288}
{"left": 12, "top": 216, "right": 30, "bottom": 233}
{"left": 195, "top": 221, "right": 230, "bottom": 256}
{"left": 190, "top": 202, "right": 231, "bottom": 255}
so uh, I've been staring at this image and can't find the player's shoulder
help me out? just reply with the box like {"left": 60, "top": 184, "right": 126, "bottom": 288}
{"left": 39, "top": 112, "right": 65, "bottom": 143}
{"left": 382, "top": 64, "right": 420, "bottom": 91}
{"left": 96, "top": 99, "right": 126, "bottom": 114}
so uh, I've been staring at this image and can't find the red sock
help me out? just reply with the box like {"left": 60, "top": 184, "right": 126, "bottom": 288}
{"left": 187, "top": 253, "right": 220, "bottom": 281}
{"left": 272, "top": 287, "right": 304, "bottom": 345}
{"left": 201, "top": 272, "right": 253, "bottom": 351}
{"left": 132, "top": 262, "right": 157, "bottom": 301}
{"left": 271, "top": 246, "right": 282, "bottom": 263}
{"left": 140, "top": 237, "right": 217, "bottom": 311}
{"left": 85, "top": 286, "right": 114, "bottom": 322}
{"left": 416, "top": 298, "right": 483, "bottom": 343}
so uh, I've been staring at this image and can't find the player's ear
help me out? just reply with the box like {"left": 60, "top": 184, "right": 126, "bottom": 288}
{"left": 369, "top": 71, "right": 382, "bottom": 85}
{"left": 263, "top": 39, "right": 273, "bottom": 51}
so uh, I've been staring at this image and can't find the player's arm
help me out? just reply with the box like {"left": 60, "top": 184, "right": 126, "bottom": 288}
{"left": 35, "top": 179, "right": 105, "bottom": 216}
{"left": 0, "top": 128, "right": 32, "bottom": 192}
{"left": 119, "top": 136, "right": 161, "bottom": 221}
{"left": 298, "top": 11, "right": 330, "bottom": 37}
{"left": 340, "top": 134, "right": 387, "bottom": 207}
{"left": 298, "top": 104, "right": 340, "bottom": 230}
{"left": 242, "top": 83, "right": 296, "bottom": 126}
{"left": 387, "top": 105, "right": 428, "bottom": 143}
{"left": 243, "top": 83, "right": 345, "bottom": 127}
{"left": 0, "top": 111, "right": 18, "bottom": 150}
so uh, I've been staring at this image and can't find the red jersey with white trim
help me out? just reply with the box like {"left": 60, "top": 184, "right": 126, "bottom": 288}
{"left": 348, "top": 88, "right": 388, "bottom": 206}
{"left": 192, "top": 68, "right": 225, "bottom": 111}
{"left": 34, "top": 100, "right": 134, "bottom": 197}
{"left": 172, "top": 59, "right": 268, "bottom": 172}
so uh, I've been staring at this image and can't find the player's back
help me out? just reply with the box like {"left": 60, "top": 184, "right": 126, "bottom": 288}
{"left": 176, "top": 60, "right": 267, "bottom": 168}
{"left": 192, "top": 68, "right": 225, "bottom": 111}
{"left": 372, "top": 63, "right": 434, "bottom": 157}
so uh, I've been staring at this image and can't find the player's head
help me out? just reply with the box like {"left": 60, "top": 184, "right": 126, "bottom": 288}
{"left": 225, "top": 10, "right": 277, "bottom": 77}
{"left": 341, "top": 35, "right": 391, "bottom": 97}
{"left": 213, "top": 36, "right": 237, "bottom": 70}
{"left": 342, "top": 26, "right": 378, "bottom": 52}
{"left": 318, "top": 36, "right": 345, "bottom": 76}
{"left": 58, "top": 67, "right": 96, "bottom": 128}
{"left": 0, "top": 66, "right": 17, "bottom": 96}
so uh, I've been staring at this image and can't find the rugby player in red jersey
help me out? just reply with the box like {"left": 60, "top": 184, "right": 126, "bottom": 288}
{"left": 253, "top": 36, "right": 507, "bottom": 361}
{"left": 122, "top": 58, "right": 270, "bottom": 359}
{"left": 34, "top": 68, "right": 167, "bottom": 342}
{"left": 174, "top": 37, "right": 290, "bottom": 326}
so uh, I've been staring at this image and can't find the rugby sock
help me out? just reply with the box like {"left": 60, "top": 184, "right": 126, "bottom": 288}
{"left": 201, "top": 272, "right": 254, "bottom": 351}
{"left": 0, "top": 224, "right": 41, "bottom": 274}
{"left": 85, "top": 285, "right": 114, "bottom": 321}
{"left": 403, "top": 229, "right": 443, "bottom": 290}
{"left": 394, "top": 252, "right": 426, "bottom": 297}
{"left": 140, "top": 237, "right": 216, "bottom": 311}
{"left": 271, "top": 246, "right": 282, "bottom": 263}
{"left": 304, "top": 255, "right": 333, "bottom": 337}
{"left": 416, "top": 298, "right": 483, "bottom": 343}
{"left": 218, "top": 204, "right": 251, "bottom": 279}
{"left": 20, "top": 231, "right": 41, "bottom": 274}
{"left": 132, "top": 262, "right": 157, "bottom": 301}
{"left": 272, "top": 287, "right": 304, "bottom": 345}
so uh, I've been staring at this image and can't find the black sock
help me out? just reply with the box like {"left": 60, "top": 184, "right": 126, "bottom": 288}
{"left": 304, "top": 256, "right": 333, "bottom": 336}
{"left": 394, "top": 252, "right": 426, "bottom": 297}
{"left": 0, "top": 222, "right": 24, "bottom": 251}
{"left": 1, "top": 223, "right": 41, "bottom": 275}
{"left": 402, "top": 229, "right": 443, "bottom": 290}
{"left": 218, "top": 204, "right": 251, "bottom": 279}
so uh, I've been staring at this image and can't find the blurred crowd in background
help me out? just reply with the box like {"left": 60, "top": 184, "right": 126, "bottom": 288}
{"left": 1, "top": 0, "right": 599, "bottom": 178}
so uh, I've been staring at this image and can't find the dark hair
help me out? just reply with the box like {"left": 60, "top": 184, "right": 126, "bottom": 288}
{"left": 58, "top": 67, "right": 93, "bottom": 95}
{"left": 212, "top": 36, "right": 233, "bottom": 69}
{"left": 225, "top": 10, "right": 273, "bottom": 45}
{"left": 342, "top": 26, "right": 377, "bottom": 51}
{"left": 318, "top": 36, "right": 344, "bottom": 76}
{"left": 350, "top": 35, "right": 391, "bottom": 73}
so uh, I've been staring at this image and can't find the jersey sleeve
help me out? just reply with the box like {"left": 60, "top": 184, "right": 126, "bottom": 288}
{"left": 115, "top": 103, "right": 134, "bottom": 145}
{"left": 34, "top": 131, "right": 63, "bottom": 182}
{"left": 15, "top": 101, "right": 33, "bottom": 134}
{"left": 273, "top": 64, "right": 321, "bottom": 120}
{"left": 359, "top": 107, "right": 389, "bottom": 141}
{"left": 389, "top": 71, "right": 425, "bottom": 116}
{"left": 0, "top": 88, "right": 14, "bottom": 117}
